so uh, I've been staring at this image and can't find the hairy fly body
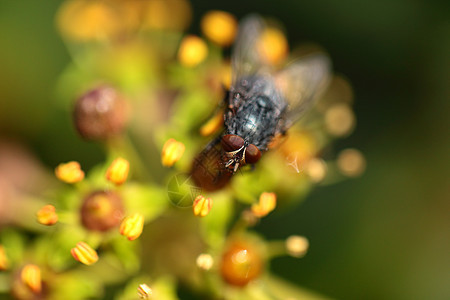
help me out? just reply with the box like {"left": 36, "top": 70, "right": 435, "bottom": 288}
{"left": 192, "top": 15, "right": 330, "bottom": 191}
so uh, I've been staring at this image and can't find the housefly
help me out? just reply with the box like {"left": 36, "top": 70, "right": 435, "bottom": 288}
{"left": 191, "top": 15, "right": 331, "bottom": 191}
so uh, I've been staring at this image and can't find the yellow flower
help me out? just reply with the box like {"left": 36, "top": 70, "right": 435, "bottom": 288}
{"left": 106, "top": 157, "right": 130, "bottom": 185}
{"left": 200, "top": 109, "right": 224, "bottom": 136}
{"left": 143, "top": 0, "right": 192, "bottom": 31}
{"left": 193, "top": 195, "right": 212, "bottom": 217}
{"left": 201, "top": 11, "right": 237, "bottom": 46}
{"left": 251, "top": 192, "right": 276, "bottom": 217}
{"left": 178, "top": 35, "right": 208, "bottom": 67}
{"left": 120, "top": 213, "right": 144, "bottom": 241}
{"left": 71, "top": 242, "right": 98, "bottom": 265}
{"left": 56, "top": 0, "right": 121, "bottom": 42}
{"left": 21, "top": 264, "right": 41, "bottom": 293}
{"left": 0, "top": 245, "right": 9, "bottom": 270}
{"left": 55, "top": 161, "right": 84, "bottom": 183}
{"left": 278, "top": 130, "right": 317, "bottom": 166}
{"left": 36, "top": 205, "right": 58, "bottom": 226}
{"left": 137, "top": 283, "right": 152, "bottom": 299}
{"left": 161, "top": 138, "right": 185, "bottom": 167}
{"left": 257, "top": 28, "right": 288, "bottom": 65}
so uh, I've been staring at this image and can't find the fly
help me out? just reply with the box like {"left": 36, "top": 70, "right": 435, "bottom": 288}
{"left": 192, "top": 15, "right": 331, "bottom": 191}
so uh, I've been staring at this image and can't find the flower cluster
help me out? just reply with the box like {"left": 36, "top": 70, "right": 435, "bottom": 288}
{"left": 0, "top": 1, "right": 365, "bottom": 299}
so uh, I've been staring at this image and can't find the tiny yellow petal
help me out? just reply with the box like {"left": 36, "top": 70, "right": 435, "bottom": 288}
{"left": 251, "top": 192, "right": 276, "bottom": 217}
{"left": 120, "top": 213, "right": 144, "bottom": 241}
{"left": 21, "top": 264, "right": 41, "bottom": 294}
{"left": 201, "top": 11, "right": 237, "bottom": 46}
{"left": 178, "top": 35, "right": 208, "bottom": 67}
{"left": 71, "top": 242, "right": 98, "bottom": 265}
{"left": 36, "top": 205, "right": 58, "bottom": 226}
{"left": 106, "top": 157, "right": 130, "bottom": 185}
{"left": 0, "top": 245, "right": 9, "bottom": 270}
{"left": 193, "top": 195, "right": 212, "bottom": 217}
{"left": 137, "top": 283, "right": 152, "bottom": 299}
{"left": 200, "top": 109, "right": 224, "bottom": 136}
{"left": 55, "top": 161, "right": 84, "bottom": 183}
{"left": 161, "top": 138, "right": 185, "bottom": 167}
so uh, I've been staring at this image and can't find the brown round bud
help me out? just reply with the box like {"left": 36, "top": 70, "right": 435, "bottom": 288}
{"left": 80, "top": 190, "right": 124, "bottom": 232}
{"left": 73, "top": 85, "right": 128, "bottom": 140}
{"left": 220, "top": 238, "right": 264, "bottom": 287}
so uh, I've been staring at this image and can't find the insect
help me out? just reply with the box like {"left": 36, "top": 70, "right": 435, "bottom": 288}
{"left": 192, "top": 15, "right": 330, "bottom": 191}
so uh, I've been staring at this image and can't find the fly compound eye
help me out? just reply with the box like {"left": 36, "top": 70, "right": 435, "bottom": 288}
{"left": 245, "top": 144, "right": 261, "bottom": 164}
{"left": 221, "top": 134, "right": 245, "bottom": 152}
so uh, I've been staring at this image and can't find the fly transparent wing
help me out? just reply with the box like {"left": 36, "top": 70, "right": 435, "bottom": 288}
{"left": 231, "top": 15, "right": 268, "bottom": 87}
{"left": 275, "top": 53, "right": 331, "bottom": 127}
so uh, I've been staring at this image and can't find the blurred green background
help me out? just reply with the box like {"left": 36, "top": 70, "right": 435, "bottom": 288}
{"left": 0, "top": 1, "right": 449, "bottom": 299}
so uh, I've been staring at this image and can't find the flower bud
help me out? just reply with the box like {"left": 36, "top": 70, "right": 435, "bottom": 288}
{"left": 220, "top": 238, "right": 264, "bottom": 286}
{"left": 36, "top": 205, "right": 58, "bottom": 226}
{"left": 257, "top": 27, "right": 288, "bottom": 65}
{"left": 221, "top": 62, "right": 232, "bottom": 90}
{"left": 0, "top": 245, "right": 9, "bottom": 270}
{"left": 137, "top": 283, "right": 152, "bottom": 299}
{"left": 200, "top": 110, "right": 223, "bottom": 137}
{"left": 56, "top": 0, "right": 121, "bottom": 42}
{"left": 71, "top": 242, "right": 98, "bottom": 265}
{"left": 178, "top": 35, "right": 208, "bottom": 67}
{"left": 20, "top": 264, "right": 41, "bottom": 293}
{"left": 196, "top": 253, "right": 214, "bottom": 271}
{"left": 193, "top": 195, "right": 212, "bottom": 217}
{"left": 337, "top": 148, "right": 366, "bottom": 177}
{"left": 106, "top": 157, "right": 130, "bottom": 185}
{"left": 251, "top": 192, "right": 276, "bottom": 217}
{"left": 324, "top": 103, "right": 355, "bottom": 137}
{"left": 286, "top": 235, "right": 309, "bottom": 258}
{"left": 73, "top": 85, "right": 128, "bottom": 140}
{"left": 143, "top": 0, "right": 192, "bottom": 31}
{"left": 55, "top": 161, "right": 84, "bottom": 183}
{"left": 201, "top": 11, "right": 237, "bottom": 46}
{"left": 161, "top": 138, "right": 185, "bottom": 167}
{"left": 119, "top": 213, "right": 144, "bottom": 241}
{"left": 80, "top": 190, "right": 124, "bottom": 232}
{"left": 305, "top": 158, "right": 327, "bottom": 182}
